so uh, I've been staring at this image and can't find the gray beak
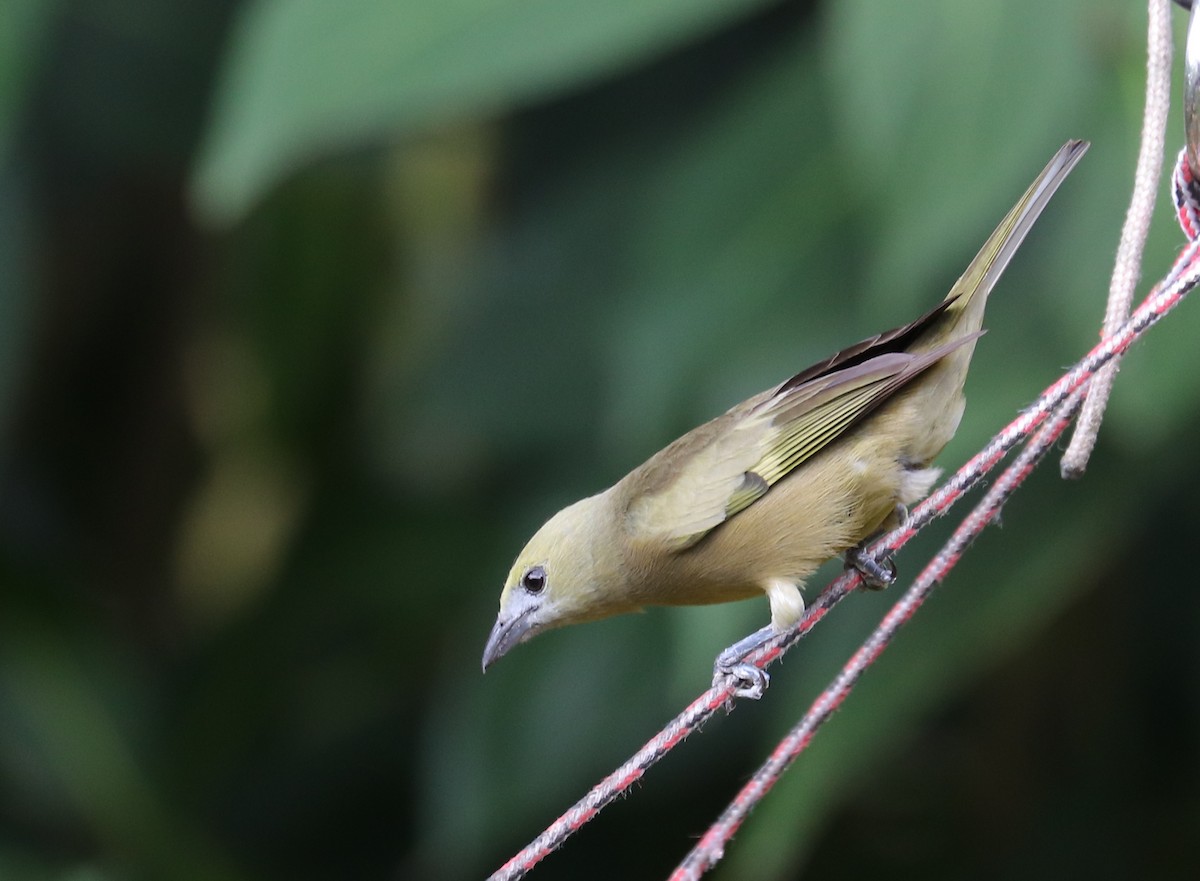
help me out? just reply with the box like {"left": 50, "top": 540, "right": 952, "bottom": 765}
{"left": 481, "top": 605, "right": 538, "bottom": 672}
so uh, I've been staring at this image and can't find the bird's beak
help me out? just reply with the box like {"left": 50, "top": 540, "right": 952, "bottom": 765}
{"left": 481, "top": 604, "right": 539, "bottom": 672}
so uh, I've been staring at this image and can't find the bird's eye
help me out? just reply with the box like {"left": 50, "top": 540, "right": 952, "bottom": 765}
{"left": 521, "top": 565, "right": 547, "bottom": 594}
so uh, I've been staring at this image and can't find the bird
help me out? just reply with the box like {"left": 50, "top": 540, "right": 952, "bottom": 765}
{"left": 482, "top": 140, "right": 1087, "bottom": 695}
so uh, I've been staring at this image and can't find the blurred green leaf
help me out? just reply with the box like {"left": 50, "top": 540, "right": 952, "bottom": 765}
{"left": 191, "top": 0, "right": 776, "bottom": 223}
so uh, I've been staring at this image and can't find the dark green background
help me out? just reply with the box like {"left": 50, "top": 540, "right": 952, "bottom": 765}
{"left": 1, "top": 1, "right": 1196, "bottom": 879}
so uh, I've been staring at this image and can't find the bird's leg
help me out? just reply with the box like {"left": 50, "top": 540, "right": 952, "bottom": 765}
{"left": 712, "top": 625, "right": 774, "bottom": 700}
{"left": 711, "top": 579, "right": 800, "bottom": 701}
{"left": 844, "top": 503, "right": 905, "bottom": 590}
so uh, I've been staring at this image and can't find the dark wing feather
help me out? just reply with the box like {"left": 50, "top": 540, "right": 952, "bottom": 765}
{"left": 775, "top": 295, "right": 958, "bottom": 395}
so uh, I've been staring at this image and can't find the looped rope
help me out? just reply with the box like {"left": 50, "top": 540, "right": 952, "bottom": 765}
{"left": 1174, "top": 146, "right": 1200, "bottom": 240}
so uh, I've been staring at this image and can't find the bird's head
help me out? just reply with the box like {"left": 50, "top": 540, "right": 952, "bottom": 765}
{"left": 482, "top": 492, "right": 625, "bottom": 671}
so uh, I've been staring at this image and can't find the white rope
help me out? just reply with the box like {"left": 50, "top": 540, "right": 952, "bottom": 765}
{"left": 1061, "top": 0, "right": 1175, "bottom": 477}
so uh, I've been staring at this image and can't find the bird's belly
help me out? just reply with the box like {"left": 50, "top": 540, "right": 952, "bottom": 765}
{"left": 650, "top": 435, "right": 905, "bottom": 607}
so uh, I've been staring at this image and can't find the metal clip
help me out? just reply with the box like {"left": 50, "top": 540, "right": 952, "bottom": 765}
{"left": 1186, "top": 0, "right": 1200, "bottom": 176}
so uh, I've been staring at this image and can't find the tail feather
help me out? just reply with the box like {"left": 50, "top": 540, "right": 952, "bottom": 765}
{"left": 943, "top": 140, "right": 1089, "bottom": 332}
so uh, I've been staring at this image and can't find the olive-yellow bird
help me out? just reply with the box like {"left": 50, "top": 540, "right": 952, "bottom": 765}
{"left": 483, "top": 141, "right": 1087, "bottom": 690}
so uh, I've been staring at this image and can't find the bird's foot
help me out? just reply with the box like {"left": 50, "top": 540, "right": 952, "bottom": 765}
{"left": 845, "top": 545, "right": 897, "bottom": 590}
{"left": 712, "top": 625, "right": 775, "bottom": 703}
{"left": 712, "top": 661, "right": 770, "bottom": 702}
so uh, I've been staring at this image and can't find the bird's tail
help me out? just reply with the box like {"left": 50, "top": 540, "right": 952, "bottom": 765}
{"left": 942, "top": 140, "right": 1089, "bottom": 335}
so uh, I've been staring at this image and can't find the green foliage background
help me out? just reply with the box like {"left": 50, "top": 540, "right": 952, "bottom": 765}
{"left": 1, "top": 1, "right": 1197, "bottom": 879}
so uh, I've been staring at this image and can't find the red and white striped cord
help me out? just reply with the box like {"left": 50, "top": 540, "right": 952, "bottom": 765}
{"left": 670, "top": 388, "right": 1087, "bottom": 880}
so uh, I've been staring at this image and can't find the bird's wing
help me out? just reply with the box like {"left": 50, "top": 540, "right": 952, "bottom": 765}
{"left": 625, "top": 333, "right": 976, "bottom": 550}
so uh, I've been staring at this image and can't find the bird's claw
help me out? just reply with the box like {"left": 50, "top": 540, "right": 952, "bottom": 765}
{"left": 712, "top": 624, "right": 774, "bottom": 705}
{"left": 845, "top": 545, "right": 897, "bottom": 590}
{"left": 712, "top": 661, "right": 770, "bottom": 702}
